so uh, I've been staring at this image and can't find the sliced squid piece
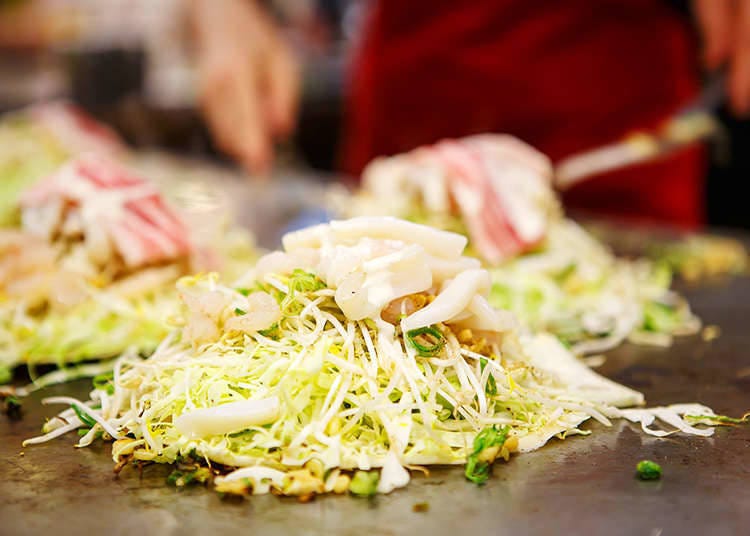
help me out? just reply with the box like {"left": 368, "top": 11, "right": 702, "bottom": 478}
{"left": 334, "top": 271, "right": 370, "bottom": 320}
{"left": 254, "top": 252, "right": 293, "bottom": 280}
{"left": 174, "top": 396, "right": 280, "bottom": 439}
{"left": 335, "top": 245, "right": 432, "bottom": 321}
{"left": 456, "top": 295, "right": 517, "bottom": 332}
{"left": 425, "top": 254, "right": 481, "bottom": 283}
{"left": 401, "top": 269, "right": 490, "bottom": 331}
{"left": 329, "top": 217, "right": 467, "bottom": 259}
{"left": 214, "top": 466, "right": 286, "bottom": 495}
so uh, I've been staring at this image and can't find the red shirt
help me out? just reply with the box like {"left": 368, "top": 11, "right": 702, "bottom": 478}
{"left": 342, "top": 0, "right": 704, "bottom": 227}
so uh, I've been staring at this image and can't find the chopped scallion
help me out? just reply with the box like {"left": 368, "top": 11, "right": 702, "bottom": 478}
{"left": 406, "top": 326, "right": 446, "bottom": 357}
{"left": 465, "top": 425, "right": 510, "bottom": 485}
{"left": 636, "top": 460, "right": 662, "bottom": 480}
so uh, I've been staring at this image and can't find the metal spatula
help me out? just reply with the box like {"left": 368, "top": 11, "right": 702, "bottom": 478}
{"left": 554, "top": 73, "right": 725, "bottom": 190}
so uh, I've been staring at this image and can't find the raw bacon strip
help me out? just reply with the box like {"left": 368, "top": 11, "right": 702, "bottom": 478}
{"left": 20, "top": 155, "right": 192, "bottom": 269}
{"left": 358, "top": 134, "right": 554, "bottom": 265}
{"left": 120, "top": 213, "right": 181, "bottom": 259}
{"left": 463, "top": 136, "right": 552, "bottom": 246}
{"left": 108, "top": 220, "right": 151, "bottom": 269}
{"left": 432, "top": 140, "right": 524, "bottom": 264}
{"left": 127, "top": 196, "right": 192, "bottom": 252}
{"left": 459, "top": 141, "right": 545, "bottom": 253}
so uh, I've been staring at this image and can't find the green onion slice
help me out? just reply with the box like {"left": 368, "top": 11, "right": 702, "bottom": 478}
{"left": 406, "top": 326, "right": 446, "bottom": 357}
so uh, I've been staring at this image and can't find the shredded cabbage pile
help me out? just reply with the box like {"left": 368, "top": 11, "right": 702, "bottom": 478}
{"left": 26, "top": 218, "right": 721, "bottom": 498}
{"left": 488, "top": 220, "right": 700, "bottom": 355}
{"left": 0, "top": 269, "right": 177, "bottom": 371}
{"left": 0, "top": 155, "right": 256, "bottom": 383}
{"left": 646, "top": 234, "right": 748, "bottom": 282}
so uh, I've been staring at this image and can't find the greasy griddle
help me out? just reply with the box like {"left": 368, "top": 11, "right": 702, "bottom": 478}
{"left": 1, "top": 243, "right": 749, "bottom": 536}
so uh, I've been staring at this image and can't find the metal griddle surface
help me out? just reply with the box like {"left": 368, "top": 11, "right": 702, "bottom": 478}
{"left": 2, "top": 262, "right": 749, "bottom": 536}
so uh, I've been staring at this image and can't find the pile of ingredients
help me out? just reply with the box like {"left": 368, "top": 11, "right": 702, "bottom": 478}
{"left": 25, "top": 217, "right": 725, "bottom": 498}
{"left": 0, "top": 154, "right": 255, "bottom": 380}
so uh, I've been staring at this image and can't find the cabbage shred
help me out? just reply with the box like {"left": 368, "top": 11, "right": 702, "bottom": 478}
{"left": 488, "top": 220, "right": 700, "bottom": 354}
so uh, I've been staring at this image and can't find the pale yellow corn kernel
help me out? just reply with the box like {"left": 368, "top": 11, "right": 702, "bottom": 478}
{"left": 282, "top": 469, "right": 325, "bottom": 496}
{"left": 457, "top": 328, "right": 473, "bottom": 344}
{"left": 333, "top": 474, "right": 351, "bottom": 494}
{"left": 500, "top": 447, "right": 510, "bottom": 462}
{"left": 702, "top": 325, "right": 721, "bottom": 342}
{"left": 504, "top": 435, "right": 519, "bottom": 453}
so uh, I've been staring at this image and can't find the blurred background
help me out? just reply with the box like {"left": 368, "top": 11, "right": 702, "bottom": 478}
{"left": 0, "top": 0, "right": 748, "bottom": 229}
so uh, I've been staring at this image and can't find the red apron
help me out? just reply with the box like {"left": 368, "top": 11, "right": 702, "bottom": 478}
{"left": 341, "top": 0, "right": 704, "bottom": 227}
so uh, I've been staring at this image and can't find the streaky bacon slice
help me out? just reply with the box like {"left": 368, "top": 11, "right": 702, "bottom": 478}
{"left": 360, "top": 134, "right": 555, "bottom": 265}
{"left": 20, "top": 155, "right": 192, "bottom": 269}
{"left": 431, "top": 140, "right": 526, "bottom": 264}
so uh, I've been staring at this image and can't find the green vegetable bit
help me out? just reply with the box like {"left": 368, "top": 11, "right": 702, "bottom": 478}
{"left": 0, "top": 366, "right": 12, "bottom": 385}
{"left": 479, "top": 358, "right": 497, "bottom": 396}
{"left": 349, "top": 470, "right": 380, "bottom": 496}
{"left": 234, "top": 307, "right": 247, "bottom": 316}
{"left": 406, "top": 326, "right": 446, "bottom": 357}
{"left": 3, "top": 394, "right": 22, "bottom": 420}
{"left": 554, "top": 263, "right": 577, "bottom": 283}
{"left": 288, "top": 269, "right": 326, "bottom": 295}
{"left": 71, "top": 404, "right": 97, "bottom": 428}
{"left": 166, "top": 467, "right": 212, "bottom": 488}
{"left": 643, "top": 301, "right": 679, "bottom": 333}
{"left": 258, "top": 323, "right": 280, "bottom": 339}
{"left": 465, "top": 425, "right": 510, "bottom": 485}
{"left": 636, "top": 460, "right": 662, "bottom": 480}
{"left": 92, "top": 372, "right": 115, "bottom": 395}
{"left": 685, "top": 413, "right": 749, "bottom": 425}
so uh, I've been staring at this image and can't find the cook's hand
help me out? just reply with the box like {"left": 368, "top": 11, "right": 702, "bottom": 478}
{"left": 693, "top": 0, "right": 750, "bottom": 115}
{"left": 190, "top": 0, "right": 299, "bottom": 175}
